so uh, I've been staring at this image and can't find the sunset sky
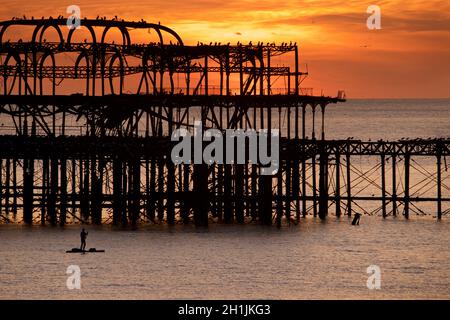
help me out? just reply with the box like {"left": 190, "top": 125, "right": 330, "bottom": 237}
{"left": 1, "top": 0, "right": 449, "bottom": 98}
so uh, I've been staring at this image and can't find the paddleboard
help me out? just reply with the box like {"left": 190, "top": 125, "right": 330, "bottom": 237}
{"left": 66, "top": 248, "right": 105, "bottom": 253}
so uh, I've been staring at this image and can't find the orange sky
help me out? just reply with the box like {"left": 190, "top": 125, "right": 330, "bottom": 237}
{"left": 1, "top": 0, "right": 449, "bottom": 98}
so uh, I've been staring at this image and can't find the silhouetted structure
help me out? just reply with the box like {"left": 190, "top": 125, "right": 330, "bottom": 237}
{"left": 0, "top": 18, "right": 448, "bottom": 226}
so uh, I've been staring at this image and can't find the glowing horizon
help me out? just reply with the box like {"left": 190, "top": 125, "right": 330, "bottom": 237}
{"left": 1, "top": 0, "right": 449, "bottom": 98}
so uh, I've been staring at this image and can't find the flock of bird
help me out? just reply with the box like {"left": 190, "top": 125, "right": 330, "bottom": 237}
{"left": 10, "top": 15, "right": 159, "bottom": 24}
{"left": 196, "top": 41, "right": 297, "bottom": 48}
{"left": 7, "top": 16, "right": 297, "bottom": 49}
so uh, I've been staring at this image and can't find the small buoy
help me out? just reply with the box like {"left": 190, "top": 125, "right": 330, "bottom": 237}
{"left": 352, "top": 213, "right": 361, "bottom": 225}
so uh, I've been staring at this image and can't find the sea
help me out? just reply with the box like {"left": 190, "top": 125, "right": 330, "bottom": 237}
{"left": 0, "top": 99, "right": 449, "bottom": 299}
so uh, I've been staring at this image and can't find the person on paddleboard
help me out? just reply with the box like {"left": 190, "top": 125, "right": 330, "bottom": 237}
{"left": 80, "top": 228, "right": 88, "bottom": 251}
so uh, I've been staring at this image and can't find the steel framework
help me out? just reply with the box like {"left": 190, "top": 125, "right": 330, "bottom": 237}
{"left": 0, "top": 18, "right": 447, "bottom": 226}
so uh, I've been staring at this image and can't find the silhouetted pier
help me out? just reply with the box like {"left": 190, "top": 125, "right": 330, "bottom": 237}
{"left": 0, "top": 18, "right": 448, "bottom": 226}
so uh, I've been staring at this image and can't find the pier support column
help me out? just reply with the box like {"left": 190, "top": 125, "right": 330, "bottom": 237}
{"left": 404, "top": 154, "right": 410, "bottom": 219}
{"left": 41, "top": 157, "right": 48, "bottom": 225}
{"left": 301, "top": 105, "right": 307, "bottom": 218}
{"left": 312, "top": 154, "right": 318, "bottom": 217}
{"left": 224, "top": 164, "right": 232, "bottom": 223}
{"left": 23, "top": 158, "right": 34, "bottom": 224}
{"left": 193, "top": 164, "right": 209, "bottom": 227}
{"left": 60, "top": 158, "right": 67, "bottom": 226}
{"left": 148, "top": 158, "right": 157, "bottom": 222}
{"left": 318, "top": 149, "right": 328, "bottom": 220}
{"left": 346, "top": 151, "right": 352, "bottom": 216}
{"left": 166, "top": 161, "right": 175, "bottom": 225}
{"left": 91, "top": 158, "right": 103, "bottom": 225}
{"left": 157, "top": 160, "right": 164, "bottom": 221}
{"left": 437, "top": 148, "right": 442, "bottom": 220}
{"left": 48, "top": 158, "right": 58, "bottom": 225}
{"left": 130, "top": 159, "right": 141, "bottom": 225}
{"left": 335, "top": 149, "right": 341, "bottom": 217}
{"left": 112, "top": 157, "right": 123, "bottom": 225}
{"left": 5, "top": 158, "right": 10, "bottom": 217}
{"left": 181, "top": 164, "right": 190, "bottom": 223}
{"left": 261, "top": 175, "right": 273, "bottom": 225}
{"left": 250, "top": 164, "right": 257, "bottom": 221}
{"left": 235, "top": 165, "right": 244, "bottom": 224}
{"left": 381, "top": 153, "right": 386, "bottom": 218}
{"left": 0, "top": 159, "right": 2, "bottom": 215}
{"left": 286, "top": 160, "right": 292, "bottom": 224}
{"left": 292, "top": 159, "right": 300, "bottom": 222}
{"left": 276, "top": 165, "right": 283, "bottom": 228}
{"left": 81, "top": 158, "right": 90, "bottom": 222}
{"left": 392, "top": 154, "right": 397, "bottom": 217}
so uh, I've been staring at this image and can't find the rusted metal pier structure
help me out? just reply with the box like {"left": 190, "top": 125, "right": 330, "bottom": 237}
{"left": 0, "top": 18, "right": 448, "bottom": 226}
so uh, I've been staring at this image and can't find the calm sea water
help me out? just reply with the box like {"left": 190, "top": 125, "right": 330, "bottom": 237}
{"left": 0, "top": 99, "right": 449, "bottom": 299}
{"left": 323, "top": 99, "right": 450, "bottom": 140}
{"left": 0, "top": 217, "right": 449, "bottom": 299}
